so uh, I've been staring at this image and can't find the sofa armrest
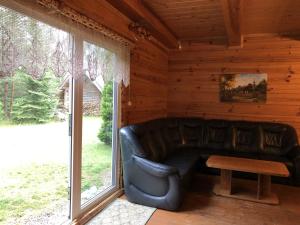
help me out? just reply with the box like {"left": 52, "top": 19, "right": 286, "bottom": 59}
{"left": 287, "top": 145, "right": 300, "bottom": 161}
{"left": 120, "top": 127, "right": 148, "bottom": 159}
{"left": 133, "top": 155, "right": 178, "bottom": 178}
{"left": 287, "top": 146, "right": 300, "bottom": 186}
{"left": 125, "top": 155, "right": 182, "bottom": 210}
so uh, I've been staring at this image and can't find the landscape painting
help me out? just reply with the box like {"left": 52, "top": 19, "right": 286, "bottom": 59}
{"left": 220, "top": 73, "right": 267, "bottom": 103}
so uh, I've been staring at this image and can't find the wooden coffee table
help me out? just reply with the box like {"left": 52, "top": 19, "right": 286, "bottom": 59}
{"left": 206, "top": 155, "right": 290, "bottom": 205}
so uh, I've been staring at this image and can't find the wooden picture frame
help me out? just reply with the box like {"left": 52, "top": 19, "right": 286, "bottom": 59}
{"left": 220, "top": 73, "right": 267, "bottom": 103}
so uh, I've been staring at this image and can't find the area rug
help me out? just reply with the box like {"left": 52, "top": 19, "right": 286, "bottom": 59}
{"left": 86, "top": 198, "right": 156, "bottom": 225}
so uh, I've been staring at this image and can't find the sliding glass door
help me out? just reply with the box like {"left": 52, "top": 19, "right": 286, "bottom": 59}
{"left": 0, "top": 3, "right": 121, "bottom": 224}
{"left": 80, "top": 41, "right": 119, "bottom": 208}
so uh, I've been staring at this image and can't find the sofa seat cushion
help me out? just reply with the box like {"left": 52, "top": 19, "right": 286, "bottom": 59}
{"left": 226, "top": 151, "right": 259, "bottom": 159}
{"left": 163, "top": 148, "right": 201, "bottom": 178}
{"left": 198, "top": 148, "right": 229, "bottom": 159}
{"left": 197, "top": 148, "right": 229, "bottom": 159}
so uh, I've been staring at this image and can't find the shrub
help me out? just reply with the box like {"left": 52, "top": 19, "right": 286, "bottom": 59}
{"left": 98, "top": 81, "right": 113, "bottom": 145}
{"left": 0, "top": 100, "right": 3, "bottom": 121}
{"left": 11, "top": 71, "right": 59, "bottom": 124}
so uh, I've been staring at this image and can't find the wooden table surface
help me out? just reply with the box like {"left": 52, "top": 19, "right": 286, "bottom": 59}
{"left": 206, "top": 155, "right": 290, "bottom": 204}
{"left": 206, "top": 155, "right": 290, "bottom": 177}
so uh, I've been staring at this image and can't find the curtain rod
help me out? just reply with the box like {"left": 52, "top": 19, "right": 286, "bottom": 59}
{"left": 37, "top": 0, "right": 134, "bottom": 47}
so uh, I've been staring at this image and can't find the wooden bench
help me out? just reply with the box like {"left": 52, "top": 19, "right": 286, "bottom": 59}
{"left": 206, "top": 155, "right": 290, "bottom": 205}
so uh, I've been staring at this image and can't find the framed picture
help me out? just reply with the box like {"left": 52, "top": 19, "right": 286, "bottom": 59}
{"left": 220, "top": 73, "right": 267, "bottom": 103}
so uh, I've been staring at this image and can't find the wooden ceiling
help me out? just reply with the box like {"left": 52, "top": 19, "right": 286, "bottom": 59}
{"left": 107, "top": 0, "right": 300, "bottom": 48}
{"left": 143, "top": 0, "right": 300, "bottom": 37}
{"left": 63, "top": 0, "right": 300, "bottom": 49}
{"left": 244, "top": 0, "right": 300, "bottom": 35}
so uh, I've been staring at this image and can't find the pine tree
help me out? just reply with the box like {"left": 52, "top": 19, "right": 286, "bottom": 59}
{"left": 12, "top": 71, "right": 58, "bottom": 124}
{"left": 98, "top": 81, "right": 113, "bottom": 145}
{"left": 0, "top": 7, "right": 28, "bottom": 119}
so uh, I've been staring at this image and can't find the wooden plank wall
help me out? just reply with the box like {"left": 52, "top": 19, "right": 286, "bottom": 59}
{"left": 122, "top": 39, "right": 168, "bottom": 125}
{"left": 168, "top": 35, "right": 300, "bottom": 140}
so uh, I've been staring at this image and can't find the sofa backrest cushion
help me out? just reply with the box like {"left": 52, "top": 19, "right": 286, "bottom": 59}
{"left": 233, "top": 122, "right": 261, "bottom": 153}
{"left": 260, "top": 123, "right": 298, "bottom": 156}
{"left": 161, "top": 119, "right": 183, "bottom": 152}
{"left": 203, "top": 120, "right": 233, "bottom": 151}
{"left": 120, "top": 118, "right": 299, "bottom": 162}
{"left": 127, "top": 124, "right": 149, "bottom": 157}
{"left": 232, "top": 122, "right": 261, "bottom": 153}
{"left": 180, "top": 118, "right": 204, "bottom": 148}
{"left": 129, "top": 120, "right": 167, "bottom": 162}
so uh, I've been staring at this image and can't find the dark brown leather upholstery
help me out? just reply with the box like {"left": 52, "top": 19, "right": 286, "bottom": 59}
{"left": 120, "top": 117, "right": 300, "bottom": 211}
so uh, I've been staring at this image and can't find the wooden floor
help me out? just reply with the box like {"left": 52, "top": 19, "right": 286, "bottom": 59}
{"left": 146, "top": 175, "right": 300, "bottom": 225}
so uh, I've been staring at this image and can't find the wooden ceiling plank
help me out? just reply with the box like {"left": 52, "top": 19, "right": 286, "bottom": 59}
{"left": 221, "top": 0, "right": 244, "bottom": 48}
{"left": 144, "top": 0, "right": 226, "bottom": 41}
{"left": 107, "top": 0, "right": 178, "bottom": 48}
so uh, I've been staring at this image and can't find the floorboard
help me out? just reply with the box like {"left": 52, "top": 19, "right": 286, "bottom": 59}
{"left": 146, "top": 175, "right": 300, "bottom": 225}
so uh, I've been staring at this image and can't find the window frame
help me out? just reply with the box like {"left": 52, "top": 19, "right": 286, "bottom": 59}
{"left": 70, "top": 37, "right": 122, "bottom": 220}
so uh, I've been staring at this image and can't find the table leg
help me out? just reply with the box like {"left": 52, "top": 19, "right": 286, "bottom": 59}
{"left": 220, "top": 169, "right": 232, "bottom": 195}
{"left": 257, "top": 174, "right": 271, "bottom": 199}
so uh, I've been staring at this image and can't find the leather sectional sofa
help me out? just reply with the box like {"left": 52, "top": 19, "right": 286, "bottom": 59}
{"left": 119, "top": 118, "right": 300, "bottom": 210}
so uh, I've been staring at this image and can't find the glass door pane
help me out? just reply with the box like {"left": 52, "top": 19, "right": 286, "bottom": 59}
{"left": 0, "top": 5, "right": 73, "bottom": 224}
{"left": 80, "top": 42, "right": 117, "bottom": 206}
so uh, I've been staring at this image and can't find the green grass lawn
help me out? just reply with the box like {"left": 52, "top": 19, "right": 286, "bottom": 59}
{"left": 0, "top": 164, "right": 68, "bottom": 223}
{"left": 81, "top": 142, "right": 112, "bottom": 191}
{"left": 0, "top": 120, "right": 14, "bottom": 127}
{"left": 0, "top": 117, "right": 112, "bottom": 225}
{"left": 0, "top": 121, "right": 112, "bottom": 224}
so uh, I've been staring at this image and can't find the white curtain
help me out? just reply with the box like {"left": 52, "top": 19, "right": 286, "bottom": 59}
{"left": 0, "top": 7, "right": 72, "bottom": 79}
{"left": 0, "top": 0, "right": 131, "bottom": 86}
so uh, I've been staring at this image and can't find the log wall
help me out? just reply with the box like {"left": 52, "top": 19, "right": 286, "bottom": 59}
{"left": 122, "top": 40, "right": 168, "bottom": 125}
{"left": 168, "top": 35, "right": 300, "bottom": 140}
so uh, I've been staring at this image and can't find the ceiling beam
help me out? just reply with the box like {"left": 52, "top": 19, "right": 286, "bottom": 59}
{"left": 221, "top": 0, "right": 244, "bottom": 48}
{"left": 106, "top": 0, "right": 178, "bottom": 49}
{"left": 62, "top": 0, "right": 135, "bottom": 42}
